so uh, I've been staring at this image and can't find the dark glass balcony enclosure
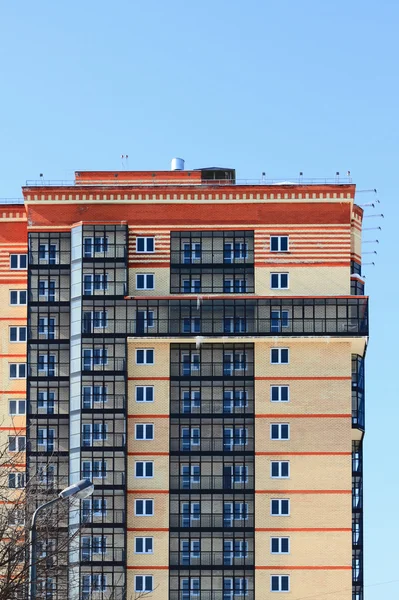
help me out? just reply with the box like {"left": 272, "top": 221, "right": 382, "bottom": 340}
{"left": 352, "top": 355, "right": 365, "bottom": 430}
{"left": 127, "top": 298, "right": 368, "bottom": 337}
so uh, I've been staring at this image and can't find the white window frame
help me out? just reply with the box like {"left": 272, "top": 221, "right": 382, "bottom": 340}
{"left": 270, "top": 348, "right": 289, "bottom": 364}
{"left": 135, "top": 575, "right": 154, "bottom": 593}
{"left": 270, "top": 273, "right": 289, "bottom": 290}
{"left": 270, "top": 537, "right": 290, "bottom": 554}
{"left": 134, "top": 537, "right": 154, "bottom": 554}
{"left": 136, "top": 349, "right": 154, "bottom": 365}
{"left": 10, "top": 254, "right": 27, "bottom": 270}
{"left": 270, "top": 385, "right": 290, "bottom": 402}
{"left": 270, "top": 236, "right": 289, "bottom": 252}
{"left": 9, "top": 399, "right": 26, "bottom": 416}
{"left": 135, "top": 385, "right": 154, "bottom": 402}
{"left": 270, "top": 423, "right": 290, "bottom": 441}
{"left": 9, "top": 290, "right": 27, "bottom": 305}
{"left": 9, "top": 363, "right": 26, "bottom": 379}
{"left": 135, "top": 273, "right": 155, "bottom": 290}
{"left": 135, "top": 423, "right": 154, "bottom": 441}
{"left": 136, "top": 237, "right": 155, "bottom": 253}
{"left": 270, "top": 461, "right": 290, "bottom": 478}
{"left": 8, "top": 472, "right": 25, "bottom": 488}
{"left": 9, "top": 326, "right": 27, "bottom": 343}
{"left": 270, "top": 574, "right": 290, "bottom": 592}
{"left": 134, "top": 499, "right": 154, "bottom": 516}
{"left": 182, "top": 278, "right": 201, "bottom": 293}
{"left": 135, "top": 461, "right": 154, "bottom": 478}
{"left": 270, "top": 499, "right": 290, "bottom": 516}
{"left": 8, "top": 436, "right": 26, "bottom": 452}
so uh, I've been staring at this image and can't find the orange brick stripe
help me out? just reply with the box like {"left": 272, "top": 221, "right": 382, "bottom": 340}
{"left": 256, "top": 528, "right": 351, "bottom": 532}
{"left": 255, "top": 490, "right": 351, "bottom": 494}
{"left": 128, "top": 414, "right": 169, "bottom": 419}
{"left": 0, "top": 426, "right": 26, "bottom": 431}
{"left": 128, "top": 262, "right": 170, "bottom": 268}
{"left": 0, "top": 354, "right": 26, "bottom": 358}
{"left": 255, "top": 452, "right": 351, "bottom": 456}
{"left": 0, "top": 391, "right": 26, "bottom": 394}
{"left": 255, "top": 376, "right": 351, "bottom": 381}
{"left": 128, "top": 452, "right": 169, "bottom": 456}
{"left": 255, "top": 262, "right": 349, "bottom": 267}
{"left": 127, "top": 490, "right": 169, "bottom": 494}
{"left": 128, "top": 377, "right": 169, "bottom": 381}
{"left": 127, "top": 566, "right": 169, "bottom": 570}
{"left": 255, "top": 414, "right": 351, "bottom": 418}
{"left": 255, "top": 566, "right": 351, "bottom": 570}
{"left": 127, "top": 528, "right": 169, "bottom": 532}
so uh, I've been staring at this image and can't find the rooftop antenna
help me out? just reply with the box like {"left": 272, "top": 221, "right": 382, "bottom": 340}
{"left": 299, "top": 172, "right": 303, "bottom": 182}
{"left": 335, "top": 171, "right": 340, "bottom": 183}
{"left": 362, "top": 251, "right": 377, "bottom": 255}
{"left": 356, "top": 189, "right": 377, "bottom": 193}
{"left": 363, "top": 226, "right": 381, "bottom": 231}
{"left": 363, "top": 213, "right": 384, "bottom": 218}
{"left": 261, "top": 172, "right": 266, "bottom": 183}
{"left": 125, "top": 154, "right": 129, "bottom": 170}
{"left": 362, "top": 240, "right": 379, "bottom": 244}
{"left": 363, "top": 262, "right": 375, "bottom": 266}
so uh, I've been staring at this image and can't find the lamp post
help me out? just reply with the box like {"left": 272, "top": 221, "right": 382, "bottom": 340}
{"left": 28, "top": 479, "right": 94, "bottom": 600}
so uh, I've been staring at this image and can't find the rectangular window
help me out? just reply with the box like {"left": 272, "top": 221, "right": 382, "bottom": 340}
{"left": 270, "top": 385, "right": 289, "bottom": 402}
{"left": 224, "top": 317, "right": 247, "bottom": 333}
{"left": 9, "top": 400, "right": 26, "bottom": 416}
{"left": 8, "top": 436, "right": 26, "bottom": 452}
{"left": 271, "top": 537, "right": 290, "bottom": 554}
{"left": 38, "top": 354, "right": 56, "bottom": 376}
{"left": 223, "top": 427, "right": 247, "bottom": 450}
{"left": 38, "top": 317, "right": 56, "bottom": 339}
{"left": 183, "top": 318, "right": 201, "bottom": 334}
{"left": 10, "top": 254, "right": 27, "bottom": 270}
{"left": 270, "top": 348, "right": 289, "bottom": 364}
{"left": 9, "top": 327, "right": 27, "bottom": 343}
{"left": 223, "top": 390, "right": 248, "bottom": 413}
{"left": 10, "top": 290, "right": 27, "bottom": 305}
{"left": 270, "top": 236, "right": 289, "bottom": 252}
{"left": 38, "top": 390, "right": 55, "bottom": 413}
{"left": 224, "top": 352, "right": 247, "bottom": 375}
{"left": 233, "top": 465, "right": 248, "bottom": 483}
{"left": 135, "top": 424, "right": 154, "bottom": 440}
{"left": 183, "top": 242, "right": 201, "bottom": 264}
{"left": 270, "top": 423, "right": 290, "bottom": 440}
{"left": 271, "top": 499, "right": 290, "bottom": 516}
{"left": 270, "top": 273, "right": 289, "bottom": 289}
{"left": 135, "top": 499, "right": 154, "bottom": 516}
{"left": 135, "top": 461, "right": 154, "bottom": 478}
{"left": 136, "top": 349, "right": 154, "bottom": 365}
{"left": 135, "top": 537, "right": 153, "bottom": 554}
{"left": 136, "top": 310, "right": 155, "bottom": 333}
{"left": 135, "top": 386, "right": 154, "bottom": 402}
{"left": 39, "top": 243, "right": 58, "bottom": 264}
{"left": 136, "top": 237, "right": 155, "bottom": 253}
{"left": 271, "top": 461, "right": 290, "bottom": 478}
{"left": 182, "top": 279, "right": 201, "bottom": 293}
{"left": 83, "top": 237, "right": 108, "bottom": 257}
{"left": 9, "top": 364, "right": 26, "bottom": 379}
{"left": 271, "top": 310, "right": 289, "bottom": 333}
{"left": 135, "top": 576, "right": 154, "bottom": 593}
{"left": 181, "top": 427, "right": 200, "bottom": 450}
{"left": 181, "top": 464, "right": 200, "bottom": 489}
{"left": 8, "top": 473, "right": 25, "bottom": 488}
{"left": 271, "top": 575, "right": 290, "bottom": 592}
{"left": 182, "top": 389, "right": 201, "bottom": 413}
{"left": 39, "top": 279, "right": 56, "bottom": 302}
{"left": 82, "top": 497, "right": 107, "bottom": 519}
{"left": 181, "top": 502, "right": 200, "bottom": 527}
{"left": 136, "top": 273, "right": 154, "bottom": 290}
{"left": 182, "top": 353, "right": 200, "bottom": 375}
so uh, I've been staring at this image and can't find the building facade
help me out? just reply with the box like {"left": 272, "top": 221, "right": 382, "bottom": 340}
{"left": 0, "top": 166, "right": 367, "bottom": 599}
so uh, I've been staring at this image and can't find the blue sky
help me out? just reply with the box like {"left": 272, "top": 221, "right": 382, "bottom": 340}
{"left": 0, "top": 0, "right": 397, "bottom": 596}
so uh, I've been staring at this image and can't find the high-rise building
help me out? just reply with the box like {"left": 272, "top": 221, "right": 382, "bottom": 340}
{"left": 1, "top": 165, "right": 367, "bottom": 599}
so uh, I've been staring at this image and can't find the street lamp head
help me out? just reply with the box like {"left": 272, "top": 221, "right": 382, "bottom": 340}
{"left": 59, "top": 479, "right": 94, "bottom": 500}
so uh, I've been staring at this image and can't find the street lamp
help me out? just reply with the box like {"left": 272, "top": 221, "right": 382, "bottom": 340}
{"left": 28, "top": 479, "right": 94, "bottom": 600}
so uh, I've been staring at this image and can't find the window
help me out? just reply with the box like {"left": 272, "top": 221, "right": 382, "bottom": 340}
{"left": 271, "top": 310, "right": 289, "bottom": 333}
{"left": 82, "top": 574, "right": 107, "bottom": 594}
{"left": 271, "top": 575, "right": 290, "bottom": 592}
{"left": 10, "top": 254, "right": 27, "bottom": 270}
{"left": 270, "top": 273, "right": 289, "bottom": 289}
{"left": 223, "top": 279, "right": 248, "bottom": 293}
{"left": 9, "top": 400, "right": 26, "bottom": 416}
{"left": 82, "top": 460, "right": 107, "bottom": 479}
{"left": 183, "top": 318, "right": 201, "bottom": 333}
{"left": 135, "top": 424, "right": 154, "bottom": 440}
{"left": 182, "top": 353, "right": 200, "bottom": 375}
{"left": 182, "top": 389, "right": 201, "bottom": 413}
{"left": 223, "top": 540, "right": 248, "bottom": 565}
{"left": 135, "top": 386, "right": 154, "bottom": 402}
{"left": 136, "top": 349, "right": 154, "bottom": 365}
{"left": 136, "top": 310, "right": 155, "bottom": 333}
{"left": 181, "top": 539, "right": 200, "bottom": 564}
{"left": 37, "top": 428, "right": 55, "bottom": 452}
{"left": 181, "top": 502, "right": 200, "bottom": 527}
{"left": 38, "top": 354, "right": 56, "bottom": 376}
{"left": 181, "top": 427, "right": 200, "bottom": 450}
{"left": 10, "top": 290, "right": 27, "bottom": 305}
{"left": 136, "top": 237, "right": 155, "bottom": 253}
{"left": 271, "top": 461, "right": 290, "bottom": 478}
{"left": 38, "top": 390, "right": 55, "bottom": 413}
{"left": 84, "top": 310, "right": 108, "bottom": 330}
{"left": 271, "top": 499, "right": 290, "bottom": 516}
{"left": 83, "top": 273, "right": 108, "bottom": 294}
{"left": 38, "top": 317, "right": 56, "bottom": 339}
{"left": 38, "top": 279, "right": 56, "bottom": 301}
{"left": 182, "top": 577, "right": 200, "bottom": 599}
{"left": 82, "top": 535, "right": 107, "bottom": 557}
{"left": 136, "top": 273, "right": 154, "bottom": 290}
{"left": 223, "top": 578, "right": 248, "bottom": 597}
{"left": 9, "top": 327, "right": 27, "bottom": 342}
{"left": 270, "top": 236, "right": 289, "bottom": 252}
{"left": 8, "top": 508, "right": 25, "bottom": 526}
{"left": 135, "top": 461, "right": 154, "bottom": 478}
{"left": 224, "top": 317, "right": 247, "bottom": 333}
{"left": 183, "top": 242, "right": 201, "bottom": 264}
{"left": 39, "top": 242, "right": 58, "bottom": 264}
{"left": 270, "top": 348, "right": 289, "bottom": 364}
{"left": 182, "top": 279, "right": 201, "bottom": 293}
{"left": 224, "top": 502, "right": 248, "bottom": 526}
{"left": 8, "top": 473, "right": 25, "bottom": 488}
{"left": 83, "top": 348, "right": 108, "bottom": 369}
{"left": 9, "top": 363, "right": 26, "bottom": 379}
{"left": 223, "top": 390, "right": 248, "bottom": 413}
{"left": 135, "top": 576, "right": 153, "bottom": 593}
{"left": 83, "top": 236, "right": 109, "bottom": 257}
{"left": 233, "top": 465, "right": 248, "bottom": 483}
{"left": 270, "top": 424, "right": 290, "bottom": 440}
{"left": 181, "top": 464, "right": 200, "bottom": 489}
{"left": 271, "top": 537, "right": 290, "bottom": 554}
{"left": 82, "top": 423, "right": 108, "bottom": 445}
{"left": 9, "top": 436, "right": 26, "bottom": 452}
{"left": 135, "top": 537, "right": 153, "bottom": 554}
{"left": 82, "top": 385, "right": 107, "bottom": 408}
{"left": 135, "top": 499, "right": 154, "bottom": 516}
{"left": 223, "top": 427, "right": 247, "bottom": 450}
{"left": 224, "top": 242, "right": 247, "bottom": 263}
{"left": 270, "top": 385, "right": 289, "bottom": 402}
{"left": 224, "top": 352, "right": 247, "bottom": 375}
{"left": 82, "top": 497, "right": 107, "bottom": 519}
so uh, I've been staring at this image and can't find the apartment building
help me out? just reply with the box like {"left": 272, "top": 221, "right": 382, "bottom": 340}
{"left": 1, "top": 164, "right": 367, "bottom": 599}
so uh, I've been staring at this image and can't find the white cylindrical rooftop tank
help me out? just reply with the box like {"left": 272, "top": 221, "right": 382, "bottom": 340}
{"left": 171, "top": 157, "right": 185, "bottom": 171}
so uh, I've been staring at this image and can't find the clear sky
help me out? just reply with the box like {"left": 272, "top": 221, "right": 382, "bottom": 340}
{"left": 0, "top": 0, "right": 397, "bottom": 597}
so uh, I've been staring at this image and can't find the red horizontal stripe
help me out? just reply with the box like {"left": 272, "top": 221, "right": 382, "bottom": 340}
{"left": 127, "top": 528, "right": 168, "bottom": 532}
{"left": 127, "top": 490, "right": 169, "bottom": 494}
{"left": 128, "top": 414, "right": 169, "bottom": 419}
{"left": 256, "top": 528, "right": 351, "bottom": 532}
{"left": 127, "top": 566, "right": 168, "bottom": 570}
{"left": 256, "top": 490, "right": 351, "bottom": 494}
{"left": 256, "top": 414, "right": 351, "bottom": 418}
{"left": 128, "top": 452, "right": 169, "bottom": 456}
{"left": 256, "top": 452, "right": 351, "bottom": 456}
{"left": 256, "top": 566, "right": 351, "bottom": 570}
{"left": 128, "top": 377, "right": 169, "bottom": 381}
{"left": 255, "top": 376, "right": 351, "bottom": 381}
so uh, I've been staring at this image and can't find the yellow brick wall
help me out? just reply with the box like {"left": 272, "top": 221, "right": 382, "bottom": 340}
{"left": 255, "top": 570, "right": 352, "bottom": 599}
{"left": 127, "top": 569, "right": 169, "bottom": 600}
{"left": 255, "top": 266, "right": 350, "bottom": 296}
{"left": 128, "top": 267, "right": 170, "bottom": 296}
